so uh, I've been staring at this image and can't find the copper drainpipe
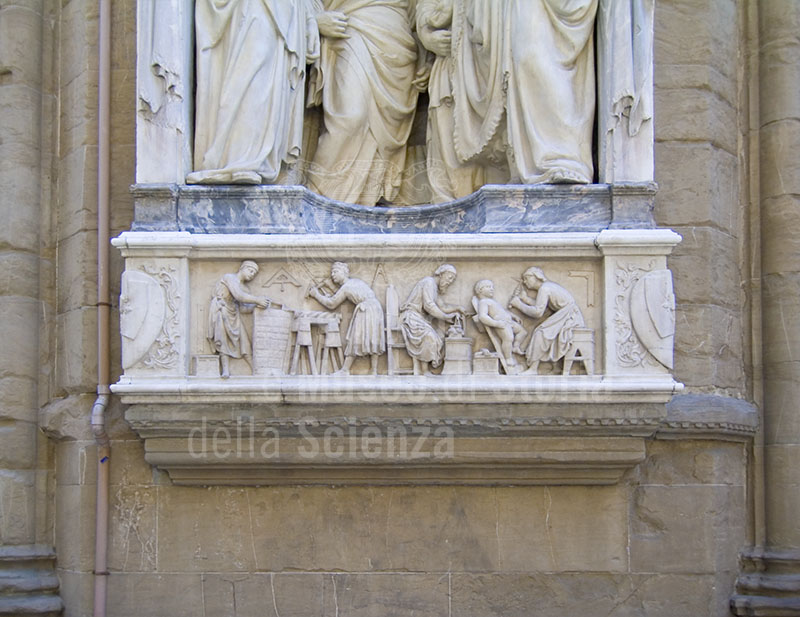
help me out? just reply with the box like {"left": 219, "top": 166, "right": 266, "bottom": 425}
{"left": 92, "top": 0, "right": 112, "bottom": 615}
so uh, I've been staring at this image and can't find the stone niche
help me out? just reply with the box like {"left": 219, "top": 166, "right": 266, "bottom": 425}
{"left": 118, "top": 0, "right": 694, "bottom": 486}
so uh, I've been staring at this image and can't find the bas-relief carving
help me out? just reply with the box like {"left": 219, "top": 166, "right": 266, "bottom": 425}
{"left": 630, "top": 269, "right": 675, "bottom": 370}
{"left": 207, "top": 261, "right": 271, "bottom": 377}
{"left": 613, "top": 262, "right": 674, "bottom": 370}
{"left": 120, "top": 265, "right": 182, "bottom": 372}
{"left": 178, "top": 0, "right": 652, "bottom": 205}
{"left": 194, "top": 261, "right": 596, "bottom": 378}
{"left": 120, "top": 270, "right": 166, "bottom": 370}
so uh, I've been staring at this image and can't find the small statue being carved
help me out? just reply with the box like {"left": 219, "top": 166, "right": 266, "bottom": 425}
{"left": 509, "top": 267, "right": 585, "bottom": 375}
{"left": 307, "top": 262, "right": 386, "bottom": 375}
{"left": 207, "top": 261, "right": 271, "bottom": 378}
{"left": 472, "top": 279, "right": 526, "bottom": 372}
{"left": 399, "top": 264, "right": 462, "bottom": 375}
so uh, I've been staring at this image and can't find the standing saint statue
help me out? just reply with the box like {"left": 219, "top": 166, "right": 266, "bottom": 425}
{"left": 450, "top": 0, "right": 598, "bottom": 185}
{"left": 416, "top": 0, "right": 487, "bottom": 202}
{"left": 307, "top": 262, "right": 386, "bottom": 375}
{"left": 399, "top": 264, "right": 462, "bottom": 375}
{"left": 509, "top": 267, "right": 585, "bottom": 375}
{"left": 208, "top": 261, "right": 271, "bottom": 378}
{"left": 307, "top": 0, "right": 424, "bottom": 205}
{"left": 188, "top": 0, "right": 319, "bottom": 185}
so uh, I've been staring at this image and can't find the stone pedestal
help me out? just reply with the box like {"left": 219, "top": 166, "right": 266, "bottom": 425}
{"left": 441, "top": 338, "right": 472, "bottom": 376}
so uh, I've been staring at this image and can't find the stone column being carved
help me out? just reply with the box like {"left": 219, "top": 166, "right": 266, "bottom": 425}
{"left": 732, "top": 1, "right": 800, "bottom": 614}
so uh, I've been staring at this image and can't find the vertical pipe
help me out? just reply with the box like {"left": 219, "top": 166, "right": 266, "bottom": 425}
{"left": 93, "top": 0, "right": 112, "bottom": 615}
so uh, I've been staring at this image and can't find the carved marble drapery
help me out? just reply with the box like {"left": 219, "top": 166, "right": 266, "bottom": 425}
{"left": 188, "top": 0, "right": 318, "bottom": 184}
{"left": 135, "top": 0, "right": 656, "bottom": 194}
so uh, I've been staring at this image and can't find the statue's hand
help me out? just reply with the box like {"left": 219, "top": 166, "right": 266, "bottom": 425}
{"left": 426, "top": 29, "right": 451, "bottom": 57}
{"left": 316, "top": 11, "right": 349, "bottom": 39}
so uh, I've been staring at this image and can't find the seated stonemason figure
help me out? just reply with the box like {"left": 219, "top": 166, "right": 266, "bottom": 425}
{"left": 207, "top": 261, "right": 271, "bottom": 378}
{"left": 399, "top": 264, "right": 462, "bottom": 375}
{"left": 471, "top": 279, "right": 526, "bottom": 372}
{"left": 508, "top": 267, "right": 585, "bottom": 375}
{"left": 307, "top": 262, "right": 386, "bottom": 375}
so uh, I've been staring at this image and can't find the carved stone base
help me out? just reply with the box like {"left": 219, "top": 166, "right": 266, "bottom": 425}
{"left": 732, "top": 550, "right": 800, "bottom": 616}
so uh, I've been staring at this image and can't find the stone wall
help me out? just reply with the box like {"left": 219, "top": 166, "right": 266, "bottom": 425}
{"left": 2, "top": 0, "right": 776, "bottom": 615}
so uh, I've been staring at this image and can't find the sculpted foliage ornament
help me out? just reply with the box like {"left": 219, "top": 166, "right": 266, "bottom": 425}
{"left": 136, "top": 265, "right": 182, "bottom": 370}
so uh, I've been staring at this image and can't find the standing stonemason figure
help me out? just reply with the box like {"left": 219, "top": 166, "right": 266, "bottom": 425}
{"left": 509, "top": 267, "right": 585, "bottom": 375}
{"left": 400, "top": 264, "right": 462, "bottom": 375}
{"left": 188, "top": 0, "right": 319, "bottom": 184}
{"left": 208, "top": 261, "right": 271, "bottom": 378}
{"left": 308, "top": 262, "right": 386, "bottom": 375}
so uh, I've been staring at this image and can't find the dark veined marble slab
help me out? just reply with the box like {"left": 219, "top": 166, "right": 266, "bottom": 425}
{"left": 131, "top": 183, "right": 656, "bottom": 234}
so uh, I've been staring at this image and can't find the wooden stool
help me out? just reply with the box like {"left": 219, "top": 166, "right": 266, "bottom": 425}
{"left": 290, "top": 318, "right": 317, "bottom": 375}
{"left": 563, "top": 328, "right": 594, "bottom": 376}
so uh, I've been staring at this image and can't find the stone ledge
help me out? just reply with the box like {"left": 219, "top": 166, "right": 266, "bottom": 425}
{"left": 659, "top": 393, "right": 759, "bottom": 441}
{"left": 117, "top": 392, "right": 757, "bottom": 487}
{"left": 142, "top": 435, "right": 647, "bottom": 486}
{"left": 130, "top": 182, "right": 657, "bottom": 234}
{"left": 112, "top": 374, "right": 684, "bottom": 406}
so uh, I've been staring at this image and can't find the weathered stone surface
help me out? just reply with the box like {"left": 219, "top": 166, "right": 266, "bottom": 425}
{"left": 0, "top": 147, "right": 42, "bottom": 252}
{"left": 451, "top": 573, "right": 716, "bottom": 617}
{"left": 54, "top": 484, "right": 96, "bottom": 571}
{"left": 494, "top": 486, "right": 628, "bottom": 572}
{"left": 655, "top": 0, "right": 738, "bottom": 82}
{"left": 655, "top": 87, "right": 738, "bottom": 156}
{"left": 761, "top": 194, "right": 800, "bottom": 276}
{"left": 0, "top": 471, "right": 36, "bottom": 545}
{"left": 654, "top": 143, "right": 738, "bottom": 234}
{"left": 0, "top": 420, "right": 37, "bottom": 470}
{"left": 323, "top": 574, "right": 449, "bottom": 617}
{"left": 106, "top": 573, "right": 204, "bottom": 617}
{"left": 57, "top": 231, "right": 96, "bottom": 312}
{"left": 0, "top": 5, "right": 44, "bottom": 88}
{"left": 38, "top": 393, "right": 96, "bottom": 442}
{"left": 762, "top": 273, "right": 800, "bottom": 367}
{"left": 59, "top": 69, "right": 98, "bottom": 156}
{"left": 56, "top": 146, "right": 97, "bottom": 241}
{"left": 669, "top": 226, "right": 742, "bottom": 310}
{"left": 0, "top": 85, "right": 41, "bottom": 149}
{"left": 0, "top": 377, "right": 37, "bottom": 424}
{"left": 201, "top": 573, "right": 328, "bottom": 617}
{"left": 764, "top": 367, "right": 800, "bottom": 445}
{"left": 245, "top": 486, "right": 503, "bottom": 573}
{"left": 0, "top": 297, "right": 40, "bottom": 378}
{"left": 108, "top": 485, "right": 157, "bottom": 572}
{"left": 673, "top": 304, "right": 744, "bottom": 390}
{"left": 0, "top": 251, "right": 40, "bottom": 299}
{"left": 758, "top": 9, "right": 800, "bottom": 126}
{"left": 630, "top": 484, "right": 746, "bottom": 574}
{"left": 58, "top": 0, "right": 98, "bottom": 87}
{"left": 156, "top": 487, "right": 259, "bottom": 572}
{"left": 55, "top": 307, "right": 97, "bottom": 395}
{"left": 759, "top": 121, "right": 800, "bottom": 202}
{"left": 765, "top": 445, "right": 800, "bottom": 550}
{"left": 640, "top": 439, "right": 746, "bottom": 486}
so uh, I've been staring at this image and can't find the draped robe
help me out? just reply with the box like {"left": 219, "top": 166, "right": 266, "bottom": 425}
{"left": 189, "top": 0, "right": 317, "bottom": 184}
{"left": 451, "top": 0, "right": 598, "bottom": 184}
{"left": 308, "top": 0, "right": 419, "bottom": 205}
